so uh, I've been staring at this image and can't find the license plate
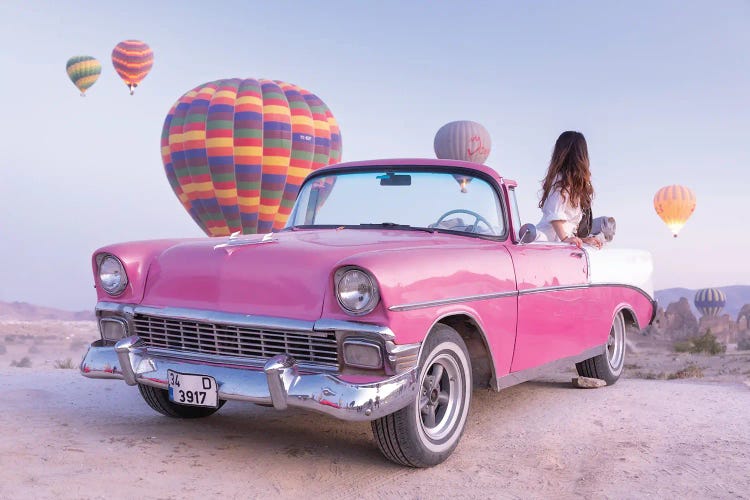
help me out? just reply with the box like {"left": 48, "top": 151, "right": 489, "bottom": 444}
{"left": 167, "top": 370, "right": 218, "bottom": 408}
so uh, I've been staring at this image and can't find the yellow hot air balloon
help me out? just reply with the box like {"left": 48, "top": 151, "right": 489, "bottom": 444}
{"left": 653, "top": 185, "right": 696, "bottom": 237}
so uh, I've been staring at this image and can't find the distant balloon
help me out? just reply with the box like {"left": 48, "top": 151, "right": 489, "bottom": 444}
{"left": 653, "top": 185, "right": 696, "bottom": 237}
{"left": 111, "top": 40, "right": 153, "bottom": 94}
{"left": 694, "top": 288, "right": 726, "bottom": 317}
{"left": 434, "top": 120, "right": 492, "bottom": 164}
{"left": 434, "top": 120, "right": 492, "bottom": 192}
{"left": 66, "top": 56, "right": 101, "bottom": 96}
{"left": 161, "top": 78, "right": 342, "bottom": 236}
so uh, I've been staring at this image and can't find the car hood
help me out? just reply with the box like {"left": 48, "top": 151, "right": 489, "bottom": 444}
{"left": 141, "top": 229, "right": 475, "bottom": 321}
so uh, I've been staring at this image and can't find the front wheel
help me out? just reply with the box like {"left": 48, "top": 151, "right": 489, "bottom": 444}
{"left": 138, "top": 384, "right": 225, "bottom": 418}
{"left": 371, "top": 324, "right": 472, "bottom": 467}
{"left": 576, "top": 310, "right": 627, "bottom": 385}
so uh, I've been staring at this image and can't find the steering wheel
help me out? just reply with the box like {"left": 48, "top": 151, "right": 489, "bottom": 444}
{"left": 434, "top": 209, "right": 494, "bottom": 234}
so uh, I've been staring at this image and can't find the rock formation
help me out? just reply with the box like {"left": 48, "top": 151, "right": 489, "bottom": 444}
{"left": 648, "top": 297, "right": 699, "bottom": 339}
{"left": 738, "top": 304, "right": 750, "bottom": 350}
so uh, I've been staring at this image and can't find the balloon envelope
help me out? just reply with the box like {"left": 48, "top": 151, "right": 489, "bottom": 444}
{"left": 112, "top": 40, "right": 153, "bottom": 94}
{"left": 434, "top": 120, "right": 492, "bottom": 164}
{"left": 161, "top": 78, "right": 342, "bottom": 236}
{"left": 694, "top": 288, "right": 726, "bottom": 317}
{"left": 653, "top": 185, "right": 696, "bottom": 237}
{"left": 66, "top": 56, "right": 101, "bottom": 96}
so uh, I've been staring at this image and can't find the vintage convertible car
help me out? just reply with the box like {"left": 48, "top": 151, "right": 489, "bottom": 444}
{"left": 80, "top": 158, "right": 655, "bottom": 467}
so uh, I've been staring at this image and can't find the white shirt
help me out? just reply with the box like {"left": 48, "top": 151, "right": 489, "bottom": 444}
{"left": 536, "top": 185, "right": 583, "bottom": 242}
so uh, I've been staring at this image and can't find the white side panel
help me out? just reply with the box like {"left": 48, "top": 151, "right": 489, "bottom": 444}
{"left": 585, "top": 247, "right": 654, "bottom": 299}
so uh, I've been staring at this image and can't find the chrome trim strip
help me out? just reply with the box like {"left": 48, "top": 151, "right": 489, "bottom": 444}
{"left": 518, "top": 282, "right": 654, "bottom": 300}
{"left": 313, "top": 318, "right": 395, "bottom": 340}
{"left": 132, "top": 305, "right": 317, "bottom": 333}
{"left": 144, "top": 346, "right": 340, "bottom": 374}
{"left": 96, "top": 302, "right": 396, "bottom": 341}
{"left": 493, "top": 344, "right": 605, "bottom": 391}
{"left": 388, "top": 291, "right": 518, "bottom": 312}
{"left": 517, "top": 284, "right": 589, "bottom": 295}
{"left": 387, "top": 282, "right": 655, "bottom": 313}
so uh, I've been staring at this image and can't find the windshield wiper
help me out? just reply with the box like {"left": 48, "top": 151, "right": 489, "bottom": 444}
{"left": 359, "top": 222, "right": 435, "bottom": 233}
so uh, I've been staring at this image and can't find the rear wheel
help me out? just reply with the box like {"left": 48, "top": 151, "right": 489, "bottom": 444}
{"left": 371, "top": 324, "right": 472, "bottom": 467}
{"left": 138, "top": 384, "right": 225, "bottom": 418}
{"left": 576, "top": 310, "right": 627, "bottom": 385}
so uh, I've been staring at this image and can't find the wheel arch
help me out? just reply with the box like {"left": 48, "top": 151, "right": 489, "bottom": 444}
{"left": 421, "top": 312, "right": 497, "bottom": 389}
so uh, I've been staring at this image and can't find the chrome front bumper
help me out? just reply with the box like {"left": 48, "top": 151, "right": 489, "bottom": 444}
{"left": 80, "top": 336, "right": 419, "bottom": 421}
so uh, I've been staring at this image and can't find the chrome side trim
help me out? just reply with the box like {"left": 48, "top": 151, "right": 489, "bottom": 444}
{"left": 517, "top": 282, "right": 654, "bottom": 301}
{"left": 492, "top": 344, "right": 605, "bottom": 391}
{"left": 517, "top": 284, "right": 589, "bottom": 295}
{"left": 388, "top": 291, "right": 518, "bottom": 312}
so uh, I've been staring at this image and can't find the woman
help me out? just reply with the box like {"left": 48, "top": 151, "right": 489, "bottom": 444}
{"left": 536, "top": 131, "right": 602, "bottom": 249}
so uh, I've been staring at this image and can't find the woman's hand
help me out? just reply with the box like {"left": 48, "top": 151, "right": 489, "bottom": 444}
{"left": 563, "top": 235, "right": 583, "bottom": 248}
{"left": 582, "top": 236, "right": 603, "bottom": 249}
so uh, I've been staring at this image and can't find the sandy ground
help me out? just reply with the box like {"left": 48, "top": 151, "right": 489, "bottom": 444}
{"left": 1, "top": 321, "right": 749, "bottom": 499}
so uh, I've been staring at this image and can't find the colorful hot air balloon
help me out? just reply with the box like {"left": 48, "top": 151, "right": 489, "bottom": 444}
{"left": 694, "top": 288, "right": 726, "bottom": 317}
{"left": 161, "top": 78, "right": 342, "bottom": 236}
{"left": 434, "top": 120, "right": 492, "bottom": 192}
{"left": 66, "top": 56, "right": 101, "bottom": 96}
{"left": 111, "top": 40, "right": 153, "bottom": 94}
{"left": 653, "top": 185, "right": 696, "bottom": 237}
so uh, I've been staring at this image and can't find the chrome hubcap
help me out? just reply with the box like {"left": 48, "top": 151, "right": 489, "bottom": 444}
{"left": 419, "top": 353, "right": 462, "bottom": 440}
{"left": 607, "top": 312, "right": 626, "bottom": 372}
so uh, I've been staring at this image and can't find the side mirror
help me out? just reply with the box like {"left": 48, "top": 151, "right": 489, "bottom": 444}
{"left": 518, "top": 223, "right": 537, "bottom": 244}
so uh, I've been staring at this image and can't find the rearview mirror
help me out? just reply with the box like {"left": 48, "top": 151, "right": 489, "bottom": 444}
{"left": 378, "top": 172, "right": 412, "bottom": 186}
{"left": 518, "top": 223, "right": 537, "bottom": 244}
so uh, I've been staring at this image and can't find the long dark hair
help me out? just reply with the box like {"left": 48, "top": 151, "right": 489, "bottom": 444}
{"left": 538, "top": 131, "right": 593, "bottom": 211}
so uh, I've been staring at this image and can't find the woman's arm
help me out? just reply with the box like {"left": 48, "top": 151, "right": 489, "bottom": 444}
{"left": 551, "top": 220, "right": 583, "bottom": 247}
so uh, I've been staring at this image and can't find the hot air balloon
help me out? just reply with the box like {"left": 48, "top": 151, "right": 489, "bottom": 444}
{"left": 111, "top": 40, "right": 153, "bottom": 94}
{"left": 161, "top": 78, "right": 342, "bottom": 236}
{"left": 694, "top": 288, "right": 726, "bottom": 317}
{"left": 653, "top": 185, "right": 696, "bottom": 237}
{"left": 66, "top": 56, "right": 101, "bottom": 96}
{"left": 434, "top": 120, "right": 492, "bottom": 192}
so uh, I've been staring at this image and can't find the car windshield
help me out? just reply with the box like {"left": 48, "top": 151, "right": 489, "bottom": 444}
{"left": 286, "top": 169, "right": 506, "bottom": 236}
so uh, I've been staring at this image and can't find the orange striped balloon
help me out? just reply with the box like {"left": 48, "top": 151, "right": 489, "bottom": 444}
{"left": 653, "top": 185, "right": 696, "bottom": 237}
{"left": 111, "top": 40, "right": 154, "bottom": 94}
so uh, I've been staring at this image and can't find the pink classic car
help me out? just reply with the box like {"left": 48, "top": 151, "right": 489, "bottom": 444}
{"left": 80, "top": 158, "right": 655, "bottom": 467}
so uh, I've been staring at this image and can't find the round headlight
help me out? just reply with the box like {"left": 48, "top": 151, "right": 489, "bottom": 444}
{"left": 98, "top": 255, "right": 128, "bottom": 295}
{"left": 335, "top": 268, "right": 379, "bottom": 315}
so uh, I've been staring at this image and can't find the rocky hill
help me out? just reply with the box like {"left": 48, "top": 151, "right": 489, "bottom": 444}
{"left": 0, "top": 301, "right": 94, "bottom": 321}
{"left": 655, "top": 285, "right": 750, "bottom": 319}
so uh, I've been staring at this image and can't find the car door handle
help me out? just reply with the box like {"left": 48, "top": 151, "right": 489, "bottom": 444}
{"left": 570, "top": 252, "right": 584, "bottom": 258}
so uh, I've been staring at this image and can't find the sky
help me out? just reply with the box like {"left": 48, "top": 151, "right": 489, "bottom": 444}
{"left": 0, "top": 0, "right": 748, "bottom": 311}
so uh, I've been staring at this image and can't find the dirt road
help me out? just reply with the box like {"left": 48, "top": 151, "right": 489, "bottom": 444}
{"left": 1, "top": 366, "right": 748, "bottom": 499}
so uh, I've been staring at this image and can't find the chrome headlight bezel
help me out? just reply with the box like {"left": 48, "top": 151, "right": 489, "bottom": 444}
{"left": 334, "top": 266, "right": 380, "bottom": 316}
{"left": 96, "top": 254, "right": 128, "bottom": 296}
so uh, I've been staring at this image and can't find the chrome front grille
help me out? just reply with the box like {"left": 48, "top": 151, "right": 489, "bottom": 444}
{"left": 133, "top": 314, "right": 339, "bottom": 366}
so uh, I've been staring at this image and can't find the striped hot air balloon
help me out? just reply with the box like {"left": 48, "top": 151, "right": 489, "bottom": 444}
{"left": 694, "top": 288, "right": 726, "bottom": 317}
{"left": 653, "top": 185, "right": 696, "bottom": 237}
{"left": 66, "top": 56, "right": 101, "bottom": 96}
{"left": 434, "top": 121, "right": 492, "bottom": 192}
{"left": 111, "top": 40, "right": 153, "bottom": 94}
{"left": 161, "top": 78, "right": 342, "bottom": 236}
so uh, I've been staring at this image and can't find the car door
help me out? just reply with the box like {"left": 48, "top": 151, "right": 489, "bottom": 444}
{"left": 505, "top": 241, "right": 590, "bottom": 371}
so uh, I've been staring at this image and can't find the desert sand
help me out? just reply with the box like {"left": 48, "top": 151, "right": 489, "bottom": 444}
{"left": 1, "top": 320, "right": 749, "bottom": 499}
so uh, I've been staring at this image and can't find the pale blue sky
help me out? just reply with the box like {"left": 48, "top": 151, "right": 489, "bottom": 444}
{"left": 0, "top": 0, "right": 747, "bottom": 310}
